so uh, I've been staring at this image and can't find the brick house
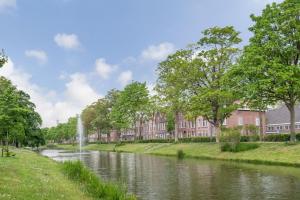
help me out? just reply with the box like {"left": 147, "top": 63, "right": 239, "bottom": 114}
{"left": 117, "top": 108, "right": 266, "bottom": 141}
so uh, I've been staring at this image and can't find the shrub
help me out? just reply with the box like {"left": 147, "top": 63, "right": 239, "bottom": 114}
{"left": 263, "top": 134, "right": 290, "bottom": 142}
{"left": 220, "top": 128, "right": 241, "bottom": 152}
{"left": 177, "top": 149, "right": 185, "bottom": 159}
{"left": 62, "top": 161, "right": 136, "bottom": 200}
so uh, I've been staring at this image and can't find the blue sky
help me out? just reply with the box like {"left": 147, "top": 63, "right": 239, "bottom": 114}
{"left": 0, "top": 0, "right": 281, "bottom": 127}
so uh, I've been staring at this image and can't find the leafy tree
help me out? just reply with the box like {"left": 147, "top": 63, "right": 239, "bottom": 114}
{"left": 236, "top": 0, "right": 300, "bottom": 142}
{"left": 185, "top": 26, "right": 241, "bottom": 142}
{"left": 156, "top": 50, "right": 191, "bottom": 142}
{"left": 0, "top": 50, "right": 7, "bottom": 68}
{"left": 111, "top": 82, "right": 150, "bottom": 140}
{"left": 0, "top": 77, "right": 43, "bottom": 154}
{"left": 81, "top": 104, "right": 96, "bottom": 136}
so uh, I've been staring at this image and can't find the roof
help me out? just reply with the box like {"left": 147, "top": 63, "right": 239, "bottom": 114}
{"left": 266, "top": 104, "right": 300, "bottom": 125}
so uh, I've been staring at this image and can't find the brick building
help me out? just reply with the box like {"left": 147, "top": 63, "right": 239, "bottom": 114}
{"left": 116, "top": 108, "right": 266, "bottom": 141}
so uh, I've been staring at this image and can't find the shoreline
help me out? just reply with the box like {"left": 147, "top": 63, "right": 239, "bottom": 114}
{"left": 56, "top": 142, "right": 300, "bottom": 168}
{"left": 0, "top": 148, "right": 135, "bottom": 200}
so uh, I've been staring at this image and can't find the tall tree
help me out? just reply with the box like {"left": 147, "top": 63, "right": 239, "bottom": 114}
{"left": 111, "top": 82, "right": 150, "bottom": 140}
{"left": 185, "top": 26, "right": 241, "bottom": 142}
{"left": 156, "top": 50, "right": 191, "bottom": 142}
{"left": 236, "top": 0, "right": 300, "bottom": 142}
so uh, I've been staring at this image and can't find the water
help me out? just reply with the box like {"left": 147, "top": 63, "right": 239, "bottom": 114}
{"left": 41, "top": 150, "right": 300, "bottom": 200}
{"left": 77, "top": 114, "right": 84, "bottom": 153}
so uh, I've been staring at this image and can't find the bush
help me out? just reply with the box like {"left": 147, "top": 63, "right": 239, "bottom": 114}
{"left": 240, "top": 134, "right": 260, "bottom": 142}
{"left": 179, "top": 137, "right": 216, "bottom": 143}
{"left": 62, "top": 161, "right": 135, "bottom": 200}
{"left": 264, "top": 134, "right": 290, "bottom": 142}
{"left": 177, "top": 149, "right": 185, "bottom": 159}
{"left": 220, "top": 128, "right": 241, "bottom": 152}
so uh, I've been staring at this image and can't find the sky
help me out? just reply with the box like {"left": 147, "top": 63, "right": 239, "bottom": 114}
{"left": 0, "top": 0, "right": 282, "bottom": 127}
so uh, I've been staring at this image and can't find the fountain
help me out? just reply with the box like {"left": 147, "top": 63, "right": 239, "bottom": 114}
{"left": 77, "top": 114, "right": 84, "bottom": 153}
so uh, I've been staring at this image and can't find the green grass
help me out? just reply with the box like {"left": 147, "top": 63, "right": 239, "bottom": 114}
{"left": 62, "top": 161, "right": 135, "bottom": 200}
{"left": 0, "top": 148, "right": 136, "bottom": 200}
{"left": 0, "top": 148, "right": 93, "bottom": 200}
{"left": 57, "top": 142, "right": 300, "bottom": 167}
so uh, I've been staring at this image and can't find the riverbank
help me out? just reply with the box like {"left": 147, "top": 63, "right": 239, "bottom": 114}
{"left": 0, "top": 148, "right": 135, "bottom": 200}
{"left": 57, "top": 142, "right": 300, "bottom": 167}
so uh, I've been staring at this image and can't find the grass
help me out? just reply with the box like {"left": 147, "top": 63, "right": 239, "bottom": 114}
{"left": 0, "top": 148, "right": 135, "bottom": 200}
{"left": 62, "top": 161, "right": 135, "bottom": 200}
{"left": 0, "top": 148, "right": 92, "bottom": 200}
{"left": 57, "top": 142, "right": 300, "bottom": 167}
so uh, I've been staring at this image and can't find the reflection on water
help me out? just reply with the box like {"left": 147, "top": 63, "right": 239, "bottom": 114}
{"left": 41, "top": 150, "right": 300, "bottom": 200}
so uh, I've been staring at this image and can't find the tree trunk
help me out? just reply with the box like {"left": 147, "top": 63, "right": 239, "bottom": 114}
{"left": 174, "top": 111, "right": 179, "bottom": 142}
{"left": 215, "top": 123, "right": 221, "bottom": 143}
{"left": 97, "top": 129, "right": 101, "bottom": 142}
{"left": 139, "top": 118, "right": 143, "bottom": 140}
{"left": 288, "top": 105, "right": 296, "bottom": 142}
{"left": 259, "top": 111, "right": 264, "bottom": 141}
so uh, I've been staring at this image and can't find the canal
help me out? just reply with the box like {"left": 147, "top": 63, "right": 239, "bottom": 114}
{"left": 41, "top": 150, "right": 300, "bottom": 200}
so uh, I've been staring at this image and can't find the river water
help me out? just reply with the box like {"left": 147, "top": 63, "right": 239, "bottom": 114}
{"left": 41, "top": 149, "right": 300, "bottom": 200}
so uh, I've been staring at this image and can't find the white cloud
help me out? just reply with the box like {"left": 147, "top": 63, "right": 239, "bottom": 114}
{"left": 54, "top": 33, "right": 80, "bottom": 50}
{"left": 118, "top": 70, "right": 132, "bottom": 86}
{"left": 141, "top": 42, "right": 175, "bottom": 61}
{"left": 25, "top": 50, "right": 48, "bottom": 64}
{"left": 95, "top": 58, "right": 117, "bottom": 79}
{"left": 0, "top": 0, "right": 16, "bottom": 12}
{"left": 0, "top": 58, "right": 101, "bottom": 127}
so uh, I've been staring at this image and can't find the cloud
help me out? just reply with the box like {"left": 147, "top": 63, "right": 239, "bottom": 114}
{"left": 25, "top": 50, "right": 48, "bottom": 64}
{"left": 0, "top": 58, "right": 101, "bottom": 127}
{"left": 95, "top": 58, "right": 117, "bottom": 79}
{"left": 118, "top": 70, "right": 132, "bottom": 86}
{"left": 0, "top": 0, "right": 16, "bottom": 12}
{"left": 141, "top": 42, "right": 175, "bottom": 61}
{"left": 54, "top": 33, "right": 80, "bottom": 50}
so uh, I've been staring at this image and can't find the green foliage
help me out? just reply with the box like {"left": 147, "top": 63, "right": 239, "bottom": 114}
{"left": 232, "top": 0, "right": 300, "bottom": 142}
{"left": 111, "top": 82, "right": 151, "bottom": 139}
{"left": 0, "top": 49, "right": 7, "bottom": 68}
{"left": 62, "top": 161, "right": 135, "bottom": 200}
{"left": 221, "top": 143, "right": 260, "bottom": 152}
{"left": 43, "top": 117, "right": 77, "bottom": 143}
{"left": 220, "top": 128, "right": 241, "bottom": 152}
{"left": 177, "top": 149, "right": 185, "bottom": 159}
{"left": 178, "top": 137, "right": 216, "bottom": 143}
{"left": 0, "top": 77, "right": 43, "bottom": 152}
{"left": 264, "top": 134, "right": 291, "bottom": 142}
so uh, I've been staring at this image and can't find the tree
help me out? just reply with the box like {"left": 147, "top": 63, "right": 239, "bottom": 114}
{"left": 81, "top": 104, "right": 96, "bottom": 137}
{"left": 111, "top": 82, "right": 150, "bottom": 140}
{"left": 0, "top": 77, "right": 43, "bottom": 154}
{"left": 236, "top": 0, "right": 300, "bottom": 142}
{"left": 0, "top": 50, "right": 7, "bottom": 68}
{"left": 185, "top": 26, "right": 241, "bottom": 143}
{"left": 156, "top": 50, "right": 191, "bottom": 142}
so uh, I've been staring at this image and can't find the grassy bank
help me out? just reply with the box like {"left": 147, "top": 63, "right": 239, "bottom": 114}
{"left": 0, "top": 148, "right": 135, "bottom": 200}
{"left": 57, "top": 142, "right": 300, "bottom": 167}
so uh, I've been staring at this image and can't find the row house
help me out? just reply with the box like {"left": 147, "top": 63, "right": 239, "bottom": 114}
{"left": 266, "top": 105, "right": 300, "bottom": 134}
{"left": 118, "top": 108, "right": 266, "bottom": 141}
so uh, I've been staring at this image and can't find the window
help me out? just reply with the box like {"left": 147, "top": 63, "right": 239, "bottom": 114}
{"left": 202, "top": 120, "right": 208, "bottom": 127}
{"left": 255, "top": 117, "right": 260, "bottom": 126}
{"left": 238, "top": 117, "right": 243, "bottom": 126}
{"left": 223, "top": 118, "right": 227, "bottom": 126}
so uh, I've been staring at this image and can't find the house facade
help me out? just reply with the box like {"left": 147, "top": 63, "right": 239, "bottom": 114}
{"left": 266, "top": 105, "right": 300, "bottom": 134}
{"left": 116, "top": 108, "right": 266, "bottom": 141}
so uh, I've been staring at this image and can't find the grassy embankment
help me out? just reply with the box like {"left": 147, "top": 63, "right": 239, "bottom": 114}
{"left": 57, "top": 142, "right": 300, "bottom": 167}
{"left": 0, "top": 148, "right": 135, "bottom": 200}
